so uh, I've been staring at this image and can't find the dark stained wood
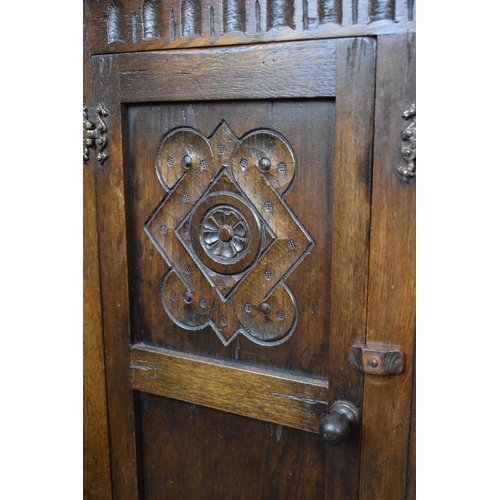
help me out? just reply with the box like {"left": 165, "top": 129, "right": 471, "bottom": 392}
{"left": 118, "top": 40, "right": 337, "bottom": 102}
{"left": 83, "top": 0, "right": 112, "bottom": 497}
{"left": 327, "top": 36, "right": 375, "bottom": 500}
{"left": 88, "top": 0, "right": 415, "bottom": 55}
{"left": 125, "top": 98, "right": 335, "bottom": 378}
{"left": 85, "top": 0, "right": 416, "bottom": 491}
{"left": 405, "top": 353, "right": 416, "bottom": 500}
{"left": 131, "top": 344, "right": 329, "bottom": 432}
{"left": 91, "top": 54, "right": 139, "bottom": 499}
{"left": 139, "top": 394, "right": 326, "bottom": 499}
{"left": 359, "top": 33, "right": 416, "bottom": 500}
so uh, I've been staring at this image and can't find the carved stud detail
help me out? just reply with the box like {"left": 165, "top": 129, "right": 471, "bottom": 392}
{"left": 182, "top": 155, "right": 193, "bottom": 169}
{"left": 259, "top": 303, "right": 271, "bottom": 315}
{"left": 239, "top": 158, "right": 248, "bottom": 171}
{"left": 259, "top": 157, "right": 272, "bottom": 172}
{"left": 397, "top": 103, "right": 416, "bottom": 182}
{"left": 145, "top": 122, "right": 314, "bottom": 346}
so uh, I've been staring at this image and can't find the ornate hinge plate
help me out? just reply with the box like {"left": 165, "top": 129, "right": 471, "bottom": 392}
{"left": 349, "top": 343, "right": 405, "bottom": 375}
{"left": 397, "top": 103, "right": 416, "bottom": 182}
{"left": 83, "top": 103, "right": 109, "bottom": 165}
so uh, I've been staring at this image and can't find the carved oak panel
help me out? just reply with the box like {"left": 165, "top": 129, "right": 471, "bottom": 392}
{"left": 145, "top": 122, "right": 314, "bottom": 346}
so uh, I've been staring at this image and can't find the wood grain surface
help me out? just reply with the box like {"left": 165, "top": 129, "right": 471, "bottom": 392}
{"left": 139, "top": 393, "right": 326, "bottom": 499}
{"left": 125, "top": 98, "right": 336, "bottom": 379}
{"left": 131, "top": 343, "right": 329, "bottom": 432}
{"left": 326, "top": 36, "right": 375, "bottom": 500}
{"left": 406, "top": 352, "right": 416, "bottom": 499}
{"left": 85, "top": 4, "right": 416, "bottom": 492}
{"left": 118, "top": 40, "right": 337, "bottom": 102}
{"left": 358, "top": 33, "right": 416, "bottom": 500}
{"left": 91, "top": 54, "right": 140, "bottom": 499}
{"left": 83, "top": 0, "right": 112, "bottom": 497}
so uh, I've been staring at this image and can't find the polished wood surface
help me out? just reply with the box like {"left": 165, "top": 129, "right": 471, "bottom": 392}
{"left": 83, "top": 1, "right": 112, "bottom": 498}
{"left": 84, "top": 2, "right": 416, "bottom": 496}
{"left": 131, "top": 344, "right": 329, "bottom": 432}
{"left": 359, "top": 33, "right": 416, "bottom": 500}
{"left": 118, "top": 40, "right": 337, "bottom": 102}
{"left": 139, "top": 394, "right": 326, "bottom": 499}
{"left": 326, "top": 36, "right": 375, "bottom": 500}
{"left": 91, "top": 54, "right": 140, "bottom": 500}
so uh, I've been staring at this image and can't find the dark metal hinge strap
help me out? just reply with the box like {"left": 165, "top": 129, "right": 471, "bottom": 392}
{"left": 83, "top": 103, "right": 109, "bottom": 165}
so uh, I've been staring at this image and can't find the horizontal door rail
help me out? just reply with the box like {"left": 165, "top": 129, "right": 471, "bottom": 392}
{"left": 117, "top": 40, "right": 337, "bottom": 102}
{"left": 130, "top": 343, "right": 329, "bottom": 433}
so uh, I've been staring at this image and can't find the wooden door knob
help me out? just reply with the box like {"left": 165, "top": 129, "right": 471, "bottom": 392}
{"left": 319, "top": 401, "right": 360, "bottom": 445}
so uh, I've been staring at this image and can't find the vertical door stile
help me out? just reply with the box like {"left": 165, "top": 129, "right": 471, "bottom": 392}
{"left": 327, "top": 36, "right": 376, "bottom": 500}
{"left": 91, "top": 54, "right": 140, "bottom": 500}
{"left": 359, "top": 32, "right": 416, "bottom": 500}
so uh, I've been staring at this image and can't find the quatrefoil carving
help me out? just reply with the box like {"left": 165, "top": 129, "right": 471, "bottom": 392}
{"left": 145, "top": 121, "right": 314, "bottom": 346}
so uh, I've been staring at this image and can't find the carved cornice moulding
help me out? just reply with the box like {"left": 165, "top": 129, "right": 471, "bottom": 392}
{"left": 89, "top": 0, "right": 416, "bottom": 54}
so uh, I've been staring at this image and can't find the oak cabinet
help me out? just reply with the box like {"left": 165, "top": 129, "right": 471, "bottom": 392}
{"left": 83, "top": 1, "right": 415, "bottom": 498}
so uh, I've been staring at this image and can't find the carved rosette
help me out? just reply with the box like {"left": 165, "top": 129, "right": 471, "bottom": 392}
{"left": 145, "top": 121, "right": 314, "bottom": 346}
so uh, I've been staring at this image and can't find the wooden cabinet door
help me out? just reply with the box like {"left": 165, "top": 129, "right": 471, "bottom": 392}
{"left": 91, "top": 37, "right": 375, "bottom": 499}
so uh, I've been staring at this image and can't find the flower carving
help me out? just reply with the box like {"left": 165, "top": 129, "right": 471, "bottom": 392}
{"left": 201, "top": 207, "right": 249, "bottom": 262}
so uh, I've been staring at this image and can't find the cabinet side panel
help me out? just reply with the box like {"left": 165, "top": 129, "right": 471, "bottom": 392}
{"left": 359, "top": 33, "right": 416, "bottom": 500}
{"left": 83, "top": 0, "right": 113, "bottom": 497}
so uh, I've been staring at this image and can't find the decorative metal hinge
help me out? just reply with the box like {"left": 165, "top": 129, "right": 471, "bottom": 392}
{"left": 83, "top": 103, "right": 109, "bottom": 165}
{"left": 397, "top": 103, "right": 416, "bottom": 182}
{"left": 349, "top": 343, "right": 405, "bottom": 375}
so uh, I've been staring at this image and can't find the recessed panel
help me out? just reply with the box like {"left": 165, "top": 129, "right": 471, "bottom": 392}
{"left": 125, "top": 99, "right": 335, "bottom": 377}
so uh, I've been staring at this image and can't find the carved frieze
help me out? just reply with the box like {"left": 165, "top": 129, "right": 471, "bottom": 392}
{"left": 92, "top": 0, "right": 416, "bottom": 53}
{"left": 145, "top": 122, "right": 314, "bottom": 346}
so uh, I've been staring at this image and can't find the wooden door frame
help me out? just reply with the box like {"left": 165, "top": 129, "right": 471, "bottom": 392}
{"left": 83, "top": 3, "right": 416, "bottom": 494}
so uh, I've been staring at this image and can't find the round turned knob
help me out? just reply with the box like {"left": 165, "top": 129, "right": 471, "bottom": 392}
{"left": 319, "top": 401, "right": 360, "bottom": 446}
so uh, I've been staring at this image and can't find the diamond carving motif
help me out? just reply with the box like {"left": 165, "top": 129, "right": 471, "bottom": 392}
{"left": 145, "top": 122, "right": 314, "bottom": 346}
